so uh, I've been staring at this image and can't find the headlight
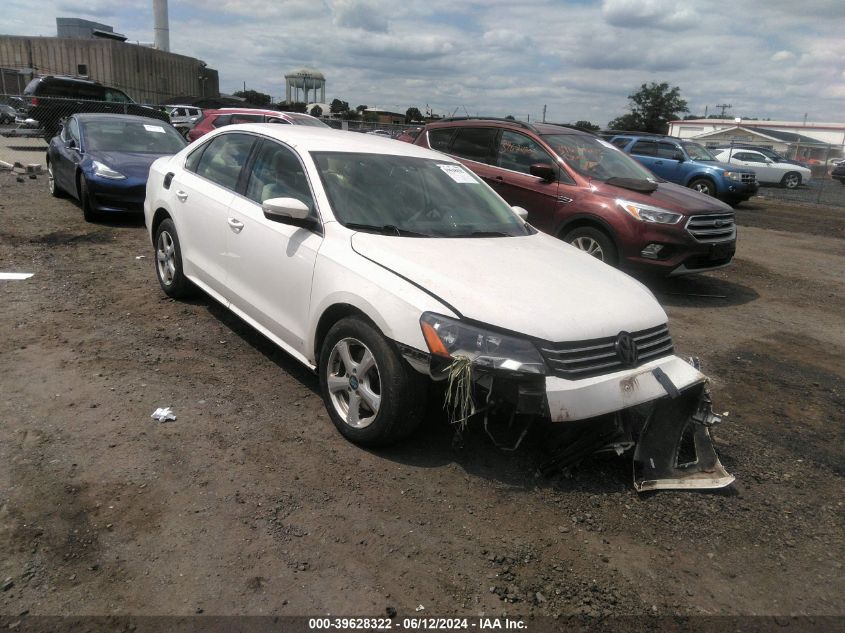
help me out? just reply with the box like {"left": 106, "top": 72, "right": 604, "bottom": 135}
{"left": 723, "top": 171, "right": 744, "bottom": 182}
{"left": 92, "top": 160, "right": 126, "bottom": 180}
{"left": 617, "top": 199, "right": 682, "bottom": 224}
{"left": 419, "top": 313, "right": 546, "bottom": 375}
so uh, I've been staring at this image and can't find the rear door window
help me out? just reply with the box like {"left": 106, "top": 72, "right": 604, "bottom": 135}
{"left": 630, "top": 140, "right": 657, "bottom": 156}
{"left": 192, "top": 133, "right": 256, "bottom": 191}
{"left": 657, "top": 142, "right": 680, "bottom": 159}
{"left": 230, "top": 114, "right": 263, "bottom": 124}
{"left": 211, "top": 115, "right": 232, "bottom": 128}
{"left": 449, "top": 128, "right": 498, "bottom": 164}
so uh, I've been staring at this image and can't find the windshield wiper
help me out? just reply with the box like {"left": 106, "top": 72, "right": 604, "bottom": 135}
{"left": 464, "top": 230, "right": 511, "bottom": 237}
{"left": 344, "top": 222, "right": 431, "bottom": 237}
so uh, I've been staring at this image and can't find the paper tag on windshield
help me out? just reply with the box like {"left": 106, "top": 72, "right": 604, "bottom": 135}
{"left": 144, "top": 124, "right": 166, "bottom": 133}
{"left": 438, "top": 164, "right": 476, "bottom": 183}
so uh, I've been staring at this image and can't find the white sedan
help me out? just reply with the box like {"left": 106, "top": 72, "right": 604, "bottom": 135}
{"left": 144, "top": 124, "right": 732, "bottom": 490}
{"left": 712, "top": 148, "right": 811, "bottom": 189}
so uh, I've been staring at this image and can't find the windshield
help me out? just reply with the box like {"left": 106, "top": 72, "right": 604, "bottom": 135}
{"left": 312, "top": 152, "right": 531, "bottom": 237}
{"left": 543, "top": 134, "right": 655, "bottom": 181}
{"left": 82, "top": 119, "right": 187, "bottom": 153}
{"left": 682, "top": 142, "right": 716, "bottom": 161}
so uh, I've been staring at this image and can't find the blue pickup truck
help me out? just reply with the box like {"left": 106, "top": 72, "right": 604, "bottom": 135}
{"left": 609, "top": 135, "right": 758, "bottom": 205}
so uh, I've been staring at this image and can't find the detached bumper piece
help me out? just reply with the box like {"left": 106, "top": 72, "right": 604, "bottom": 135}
{"left": 633, "top": 379, "right": 734, "bottom": 492}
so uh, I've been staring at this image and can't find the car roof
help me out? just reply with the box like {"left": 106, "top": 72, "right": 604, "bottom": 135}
{"left": 219, "top": 123, "right": 460, "bottom": 159}
{"left": 73, "top": 113, "right": 170, "bottom": 124}
{"left": 425, "top": 117, "right": 595, "bottom": 138}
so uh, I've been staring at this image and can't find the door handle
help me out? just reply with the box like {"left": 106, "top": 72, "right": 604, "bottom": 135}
{"left": 494, "top": 176, "right": 504, "bottom": 181}
{"left": 227, "top": 217, "right": 244, "bottom": 233}
{"left": 175, "top": 190, "right": 188, "bottom": 201}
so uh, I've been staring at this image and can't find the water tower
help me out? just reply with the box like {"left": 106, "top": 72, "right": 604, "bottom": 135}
{"left": 285, "top": 68, "right": 325, "bottom": 104}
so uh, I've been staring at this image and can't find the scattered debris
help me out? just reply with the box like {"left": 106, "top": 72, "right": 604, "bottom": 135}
{"left": 135, "top": 255, "right": 146, "bottom": 260}
{"left": 415, "top": 604, "right": 425, "bottom": 612}
{"left": 1, "top": 577, "right": 13, "bottom": 591}
{"left": 0, "top": 272, "right": 34, "bottom": 280}
{"left": 150, "top": 406, "right": 176, "bottom": 422}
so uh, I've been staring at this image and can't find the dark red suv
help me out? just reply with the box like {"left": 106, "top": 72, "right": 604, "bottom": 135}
{"left": 415, "top": 118, "right": 736, "bottom": 276}
{"left": 186, "top": 108, "right": 328, "bottom": 141}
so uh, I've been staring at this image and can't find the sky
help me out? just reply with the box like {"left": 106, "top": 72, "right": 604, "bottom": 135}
{"left": 3, "top": 0, "right": 845, "bottom": 126}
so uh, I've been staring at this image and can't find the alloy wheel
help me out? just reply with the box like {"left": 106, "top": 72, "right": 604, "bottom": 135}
{"left": 571, "top": 236, "right": 605, "bottom": 260}
{"left": 326, "top": 337, "right": 382, "bottom": 428}
{"left": 156, "top": 230, "right": 177, "bottom": 286}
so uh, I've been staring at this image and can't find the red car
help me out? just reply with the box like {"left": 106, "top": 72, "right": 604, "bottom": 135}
{"left": 415, "top": 118, "right": 737, "bottom": 276}
{"left": 186, "top": 108, "right": 328, "bottom": 141}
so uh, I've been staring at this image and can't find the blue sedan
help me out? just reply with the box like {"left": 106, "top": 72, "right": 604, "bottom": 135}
{"left": 46, "top": 113, "right": 187, "bottom": 221}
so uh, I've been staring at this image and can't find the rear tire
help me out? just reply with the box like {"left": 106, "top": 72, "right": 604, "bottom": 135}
{"left": 689, "top": 178, "right": 716, "bottom": 197}
{"left": 319, "top": 316, "right": 426, "bottom": 446}
{"left": 563, "top": 226, "right": 618, "bottom": 266}
{"left": 47, "top": 161, "right": 64, "bottom": 198}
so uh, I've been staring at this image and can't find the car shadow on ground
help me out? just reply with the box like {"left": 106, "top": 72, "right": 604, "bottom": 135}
{"left": 638, "top": 272, "right": 759, "bottom": 308}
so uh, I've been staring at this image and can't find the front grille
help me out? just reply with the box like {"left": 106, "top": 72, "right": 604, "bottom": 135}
{"left": 539, "top": 324, "right": 673, "bottom": 380}
{"left": 741, "top": 172, "right": 756, "bottom": 184}
{"left": 686, "top": 212, "right": 736, "bottom": 243}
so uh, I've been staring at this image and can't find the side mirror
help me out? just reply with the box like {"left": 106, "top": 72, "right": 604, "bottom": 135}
{"left": 529, "top": 163, "right": 556, "bottom": 182}
{"left": 673, "top": 151, "right": 685, "bottom": 162}
{"left": 262, "top": 197, "right": 318, "bottom": 230}
{"left": 66, "top": 138, "right": 77, "bottom": 150}
{"left": 512, "top": 206, "right": 529, "bottom": 220}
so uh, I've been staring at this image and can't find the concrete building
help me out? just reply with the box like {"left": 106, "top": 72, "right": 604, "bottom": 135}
{"left": 668, "top": 119, "right": 845, "bottom": 162}
{"left": 0, "top": 18, "right": 218, "bottom": 104}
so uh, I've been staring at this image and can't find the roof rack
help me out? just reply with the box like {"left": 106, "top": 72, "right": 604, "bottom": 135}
{"left": 436, "top": 116, "right": 536, "bottom": 132}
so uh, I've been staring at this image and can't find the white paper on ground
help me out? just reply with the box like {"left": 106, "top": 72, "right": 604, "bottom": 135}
{"left": 0, "top": 272, "right": 34, "bottom": 280}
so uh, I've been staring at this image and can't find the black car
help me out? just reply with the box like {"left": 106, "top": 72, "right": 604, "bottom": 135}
{"left": 18, "top": 75, "right": 170, "bottom": 140}
{"left": 831, "top": 162, "right": 845, "bottom": 184}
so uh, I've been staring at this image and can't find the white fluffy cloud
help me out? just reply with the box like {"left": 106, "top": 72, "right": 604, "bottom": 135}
{"left": 3, "top": 0, "right": 844, "bottom": 125}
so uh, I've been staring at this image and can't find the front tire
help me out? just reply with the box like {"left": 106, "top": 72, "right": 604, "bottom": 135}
{"left": 78, "top": 175, "right": 98, "bottom": 222}
{"left": 563, "top": 226, "right": 618, "bottom": 266}
{"left": 781, "top": 172, "right": 801, "bottom": 189}
{"left": 154, "top": 218, "right": 192, "bottom": 298}
{"left": 319, "top": 316, "right": 426, "bottom": 446}
{"left": 689, "top": 178, "right": 716, "bottom": 197}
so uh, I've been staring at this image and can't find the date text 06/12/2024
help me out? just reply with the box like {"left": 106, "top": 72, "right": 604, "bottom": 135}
{"left": 308, "top": 617, "right": 527, "bottom": 630}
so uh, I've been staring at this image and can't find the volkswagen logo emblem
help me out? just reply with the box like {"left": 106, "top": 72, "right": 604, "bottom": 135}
{"left": 714, "top": 219, "right": 725, "bottom": 227}
{"left": 615, "top": 331, "right": 638, "bottom": 367}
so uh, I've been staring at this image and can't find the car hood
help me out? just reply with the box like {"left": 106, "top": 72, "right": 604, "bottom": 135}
{"left": 596, "top": 180, "right": 731, "bottom": 214}
{"left": 86, "top": 151, "right": 176, "bottom": 180}
{"left": 350, "top": 231, "right": 668, "bottom": 342}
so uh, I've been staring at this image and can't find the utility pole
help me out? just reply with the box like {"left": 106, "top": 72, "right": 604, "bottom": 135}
{"left": 542, "top": 104, "right": 547, "bottom": 123}
{"left": 715, "top": 103, "right": 732, "bottom": 118}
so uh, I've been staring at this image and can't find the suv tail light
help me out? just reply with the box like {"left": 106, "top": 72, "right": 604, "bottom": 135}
{"left": 30, "top": 97, "right": 39, "bottom": 106}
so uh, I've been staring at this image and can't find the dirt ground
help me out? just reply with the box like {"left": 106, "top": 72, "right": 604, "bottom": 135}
{"left": 0, "top": 172, "right": 843, "bottom": 622}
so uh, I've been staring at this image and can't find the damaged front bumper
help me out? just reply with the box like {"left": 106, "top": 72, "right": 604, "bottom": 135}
{"left": 404, "top": 346, "right": 734, "bottom": 492}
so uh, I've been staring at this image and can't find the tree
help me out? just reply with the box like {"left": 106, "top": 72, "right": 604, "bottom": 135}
{"left": 405, "top": 107, "right": 423, "bottom": 123}
{"left": 608, "top": 82, "right": 688, "bottom": 133}
{"left": 330, "top": 99, "right": 350, "bottom": 115}
{"left": 233, "top": 89, "right": 272, "bottom": 107}
{"left": 310, "top": 105, "right": 323, "bottom": 117}
{"left": 356, "top": 104, "right": 368, "bottom": 113}
{"left": 573, "top": 120, "right": 600, "bottom": 132}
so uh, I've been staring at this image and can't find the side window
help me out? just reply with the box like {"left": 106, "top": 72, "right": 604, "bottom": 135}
{"left": 610, "top": 138, "right": 629, "bottom": 149}
{"left": 211, "top": 115, "right": 232, "bottom": 128}
{"left": 185, "top": 141, "right": 208, "bottom": 173}
{"left": 266, "top": 117, "right": 291, "bottom": 124}
{"left": 496, "top": 130, "right": 553, "bottom": 174}
{"left": 630, "top": 140, "right": 657, "bottom": 156}
{"left": 450, "top": 128, "right": 498, "bottom": 163}
{"left": 193, "top": 133, "right": 255, "bottom": 191}
{"left": 104, "top": 89, "right": 131, "bottom": 103}
{"left": 657, "top": 142, "right": 680, "bottom": 159}
{"left": 427, "top": 128, "right": 454, "bottom": 152}
{"left": 230, "top": 114, "right": 263, "bottom": 124}
{"left": 244, "top": 140, "right": 315, "bottom": 213}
